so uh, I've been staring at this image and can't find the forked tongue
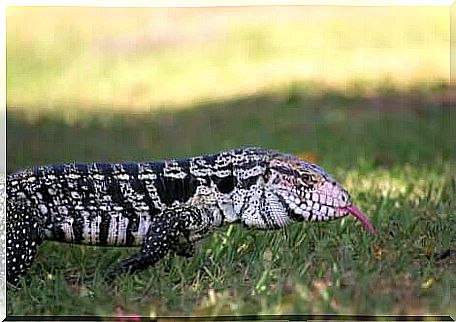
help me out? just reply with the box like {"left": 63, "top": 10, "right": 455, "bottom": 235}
{"left": 345, "top": 205, "right": 375, "bottom": 234}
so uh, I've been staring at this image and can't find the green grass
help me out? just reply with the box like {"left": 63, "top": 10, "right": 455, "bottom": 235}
{"left": 6, "top": 84, "right": 455, "bottom": 316}
{"left": 7, "top": 6, "right": 449, "bottom": 112}
{"left": 6, "top": 5, "right": 454, "bottom": 317}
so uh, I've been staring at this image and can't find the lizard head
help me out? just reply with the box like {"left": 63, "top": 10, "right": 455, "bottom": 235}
{"left": 267, "top": 153, "right": 375, "bottom": 234}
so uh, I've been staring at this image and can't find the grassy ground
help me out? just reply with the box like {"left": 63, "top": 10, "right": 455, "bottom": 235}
{"left": 7, "top": 6, "right": 449, "bottom": 111}
{"left": 6, "top": 84, "right": 455, "bottom": 317}
{"left": 6, "top": 5, "right": 454, "bottom": 318}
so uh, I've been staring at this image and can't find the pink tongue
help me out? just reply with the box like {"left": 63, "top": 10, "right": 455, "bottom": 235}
{"left": 345, "top": 205, "right": 375, "bottom": 234}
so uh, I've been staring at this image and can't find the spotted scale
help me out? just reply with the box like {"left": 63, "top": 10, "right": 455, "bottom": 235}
{"left": 6, "top": 147, "right": 374, "bottom": 287}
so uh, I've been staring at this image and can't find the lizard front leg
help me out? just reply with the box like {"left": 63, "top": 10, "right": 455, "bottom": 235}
{"left": 105, "top": 205, "right": 214, "bottom": 282}
{"left": 104, "top": 208, "right": 181, "bottom": 282}
{"left": 170, "top": 204, "right": 219, "bottom": 258}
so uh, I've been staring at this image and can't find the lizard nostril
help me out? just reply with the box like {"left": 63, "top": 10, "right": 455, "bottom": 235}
{"left": 341, "top": 193, "right": 348, "bottom": 203}
{"left": 342, "top": 192, "right": 351, "bottom": 204}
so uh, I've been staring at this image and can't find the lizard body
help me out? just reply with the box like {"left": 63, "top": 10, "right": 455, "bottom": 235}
{"left": 6, "top": 147, "right": 374, "bottom": 287}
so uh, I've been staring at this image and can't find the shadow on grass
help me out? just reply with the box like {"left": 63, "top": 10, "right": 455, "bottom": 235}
{"left": 7, "top": 176, "right": 454, "bottom": 315}
{"left": 7, "top": 82, "right": 455, "bottom": 174}
{"left": 6, "top": 83, "right": 456, "bottom": 316}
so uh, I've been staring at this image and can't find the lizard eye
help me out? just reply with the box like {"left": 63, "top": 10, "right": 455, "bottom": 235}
{"left": 274, "top": 166, "right": 295, "bottom": 176}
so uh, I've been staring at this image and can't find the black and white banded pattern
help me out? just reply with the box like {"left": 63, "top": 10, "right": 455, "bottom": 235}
{"left": 6, "top": 147, "right": 372, "bottom": 287}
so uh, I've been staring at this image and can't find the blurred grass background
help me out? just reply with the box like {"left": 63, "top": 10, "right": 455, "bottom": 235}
{"left": 6, "top": 5, "right": 455, "bottom": 317}
{"left": 7, "top": 6, "right": 449, "bottom": 113}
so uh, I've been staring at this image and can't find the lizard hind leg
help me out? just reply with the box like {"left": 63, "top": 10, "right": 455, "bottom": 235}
{"left": 7, "top": 200, "right": 44, "bottom": 288}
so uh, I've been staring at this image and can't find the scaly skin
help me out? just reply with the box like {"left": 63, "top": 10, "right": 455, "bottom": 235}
{"left": 6, "top": 147, "right": 374, "bottom": 287}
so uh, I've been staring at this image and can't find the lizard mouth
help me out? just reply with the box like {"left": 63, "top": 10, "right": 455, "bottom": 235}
{"left": 336, "top": 205, "right": 375, "bottom": 234}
